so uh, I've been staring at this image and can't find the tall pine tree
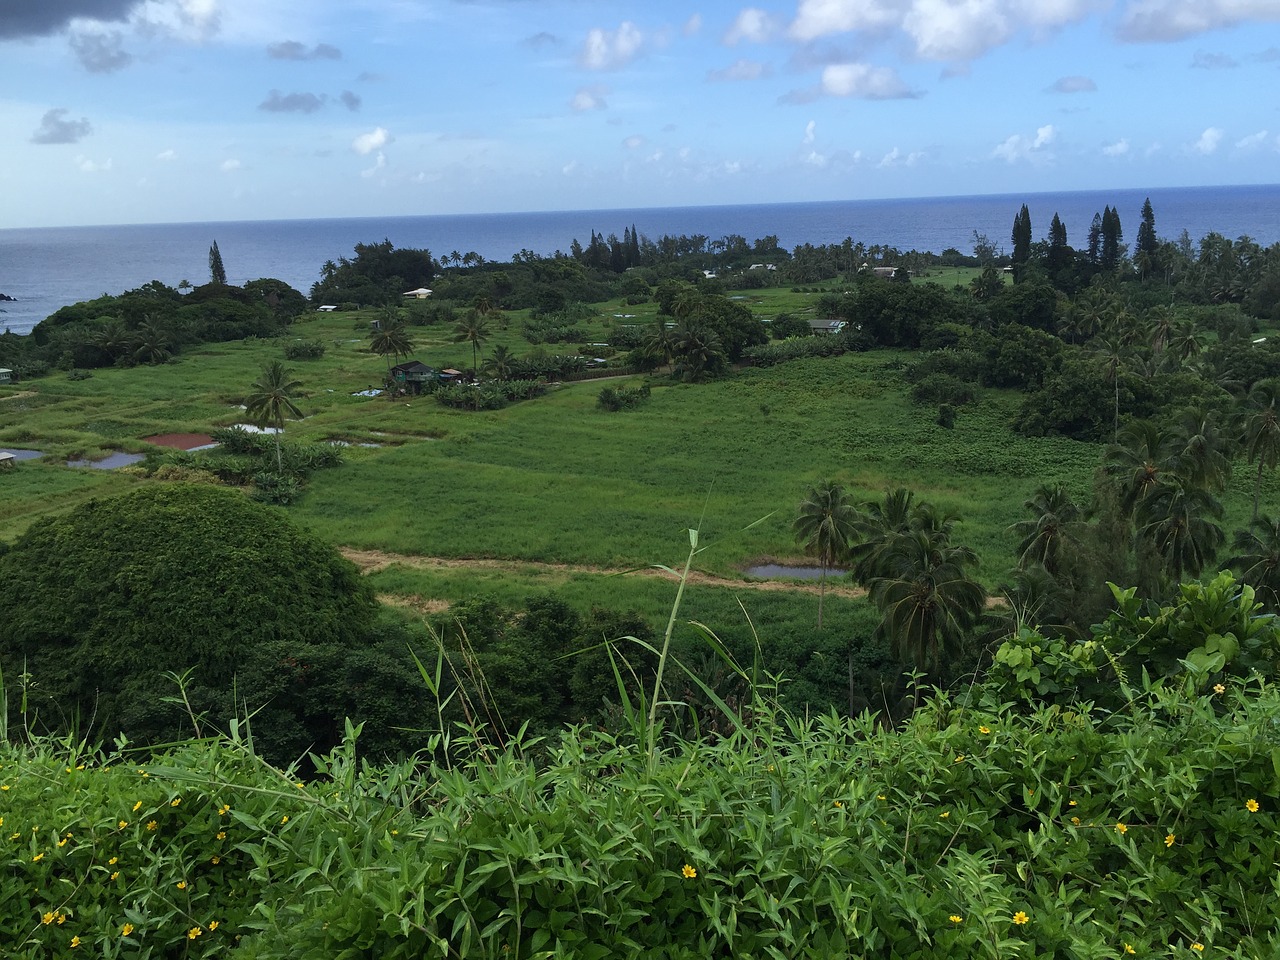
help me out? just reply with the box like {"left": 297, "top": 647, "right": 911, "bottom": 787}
{"left": 1101, "top": 206, "right": 1123, "bottom": 272}
{"left": 1135, "top": 197, "right": 1159, "bottom": 278}
{"left": 1011, "top": 204, "right": 1032, "bottom": 279}
{"left": 209, "top": 240, "right": 227, "bottom": 285}
{"left": 1047, "top": 212, "right": 1069, "bottom": 274}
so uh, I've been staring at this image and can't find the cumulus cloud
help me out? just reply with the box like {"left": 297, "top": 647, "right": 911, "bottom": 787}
{"left": 267, "top": 40, "right": 341, "bottom": 61}
{"left": 580, "top": 21, "right": 643, "bottom": 70}
{"left": 879, "top": 147, "right": 924, "bottom": 167}
{"left": 992, "top": 123, "right": 1055, "bottom": 162}
{"left": 30, "top": 108, "right": 92, "bottom": 144}
{"left": 725, "top": 8, "right": 778, "bottom": 45}
{"left": 70, "top": 30, "right": 133, "bottom": 72}
{"left": 1191, "top": 50, "right": 1237, "bottom": 68}
{"left": 1192, "top": 126, "right": 1223, "bottom": 154}
{"left": 804, "top": 120, "right": 816, "bottom": 144}
{"left": 1118, "top": 0, "right": 1280, "bottom": 42}
{"left": 220, "top": 158, "right": 241, "bottom": 172}
{"left": 1235, "top": 129, "right": 1269, "bottom": 149}
{"left": 1103, "top": 138, "right": 1130, "bottom": 156}
{"left": 361, "top": 152, "right": 386, "bottom": 178}
{"left": 259, "top": 90, "right": 326, "bottom": 113}
{"left": 352, "top": 127, "right": 390, "bottom": 155}
{"left": 708, "top": 58, "right": 770, "bottom": 81}
{"left": 820, "top": 62, "right": 915, "bottom": 98}
{"left": 789, "top": 0, "right": 900, "bottom": 42}
{"left": 0, "top": 0, "right": 139, "bottom": 38}
{"left": 570, "top": 85, "right": 609, "bottom": 111}
{"left": 340, "top": 90, "right": 361, "bottom": 111}
{"left": 1049, "top": 75, "right": 1096, "bottom": 93}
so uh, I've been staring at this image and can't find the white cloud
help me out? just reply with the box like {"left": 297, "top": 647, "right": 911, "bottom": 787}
{"left": 805, "top": 150, "right": 828, "bottom": 167}
{"left": 352, "top": 126, "right": 390, "bottom": 155}
{"left": 220, "top": 158, "right": 241, "bottom": 172}
{"left": 904, "top": 0, "right": 1012, "bottom": 61}
{"left": 1193, "top": 126, "right": 1223, "bottom": 154}
{"left": 1235, "top": 129, "right": 1269, "bottom": 149}
{"left": 804, "top": 120, "right": 816, "bottom": 144}
{"left": 708, "top": 58, "right": 769, "bottom": 81}
{"left": 878, "top": 147, "right": 924, "bottom": 167}
{"left": 992, "top": 123, "right": 1056, "bottom": 162}
{"left": 1118, "top": 0, "right": 1280, "bottom": 42}
{"left": 1102, "top": 138, "right": 1130, "bottom": 156}
{"left": 820, "top": 62, "right": 914, "bottom": 98}
{"left": 725, "top": 8, "right": 778, "bottom": 45}
{"left": 76, "top": 155, "right": 113, "bottom": 173}
{"left": 562, "top": 160, "right": 579, "bottom": 176}
{"left": 580, "top": 21, "right": 644, "bottom": 70}
{"left": 683, "top": 13, "right": 702, "bottom": 36}
{"left": 156, "top": 148, "right": 176, "bottom": 161}
{"left": 623, "top": 135, "right": 645, "bottom": 149}
{"left": 790, "top": 0, "right": 900, "bottom": 41}
{"left": 570, "top": 85, "right": 609, "bottom": 111}
{"left": 361, "top": 152, "right": 386, "bottom": 178}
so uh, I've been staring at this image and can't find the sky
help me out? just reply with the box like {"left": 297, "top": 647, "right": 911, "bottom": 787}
{"left": 2, "top": 0, "right": 1279, "bottom": 228}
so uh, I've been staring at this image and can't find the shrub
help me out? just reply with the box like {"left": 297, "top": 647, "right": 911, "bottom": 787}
{"left": 282, "top": 339, "right": 326, "bottom": 360}
{"left": 597, "top": 384, "right": 651, "bottom": 411}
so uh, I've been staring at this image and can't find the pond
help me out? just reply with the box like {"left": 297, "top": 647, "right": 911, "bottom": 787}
{"left": 743, "top": 564, "right": 848, "bottom": 580}
{"left": 67, "top": 452, "right": 146, "bottom": 469}
{"left": 0, "top": 448, "right": 44, "bottom": 461}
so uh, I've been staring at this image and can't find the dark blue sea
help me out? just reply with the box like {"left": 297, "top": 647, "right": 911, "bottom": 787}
{"left": 2, "top": 184, "right": 1277, "bottom": 336}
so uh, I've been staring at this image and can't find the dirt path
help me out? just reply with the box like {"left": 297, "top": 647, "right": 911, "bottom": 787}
{"left": 340, "top": 547, "right": 871, "bottom": 599}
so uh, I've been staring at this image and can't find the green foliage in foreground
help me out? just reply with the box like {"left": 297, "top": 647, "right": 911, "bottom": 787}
{"left": 2, "top": 678, "right": 1277, "bottom": 958}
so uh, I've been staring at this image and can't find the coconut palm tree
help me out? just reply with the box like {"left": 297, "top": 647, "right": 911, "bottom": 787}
{"left": 1103, "top": 419, "right": 1182, "bottom": 517}
{"left": 1137, "top": 479, "right": 1224, "bottom": 586}
{"left": 245, "top": 361, "right": 303, "bottom": 473}
{"left": 1174, "top": 406, "right": 1234, "bottom": 494}
{"left": 452, "top": 310, "right": 490, "bottom": 379}
{"left": 369, "top": 320, "right": 415, "bottom": 376}
{"left": 1241, "top": 379, "right": 1280, "bottom": 521}
{"left": 1228, "top": 516, "right": 1280, "bottom": 611}
{"left": 482, "top": 345, "right": 516, "bottom": 381}
{"left": 1010, "top": 483, "right": 1082, "bottom": 577}
{"left": 792, "top": 480, "right": 859, "bottom": 629}
{"left": 131, "top": 319, "right": 173, "bottom": 365}
{"left": 846, "top": 488, "right": 917, "bottom": 584}
{"left": 669, "top": 321, "right": 726, "bottom": 382}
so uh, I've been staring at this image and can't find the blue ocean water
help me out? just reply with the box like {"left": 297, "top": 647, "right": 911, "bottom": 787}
{"left": 1, "top": 183, "right": 1277, "bottom": 336}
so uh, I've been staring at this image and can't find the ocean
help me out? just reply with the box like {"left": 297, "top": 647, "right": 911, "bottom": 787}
{"left": 2, "top": 183, "right": 1278, "bottom": 337}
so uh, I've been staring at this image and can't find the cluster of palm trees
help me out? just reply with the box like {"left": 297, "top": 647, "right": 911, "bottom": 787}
{"left": 91, "top": 318, "right": 174, "bottom": 365}
{"left": 793, "top": 483, "right": 986, "bottom": 677}
{"left": 640, "top": 318, "right": 727, "bottom": 382}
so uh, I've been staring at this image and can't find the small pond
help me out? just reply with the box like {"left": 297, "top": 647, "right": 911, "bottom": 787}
{"left": 744, "top": 564, "right": 848, "bottom": 580}
{"left": 1, "top": 448, "right": 44, "bottom": 461}
{"left": 67, "top": 452, "right": 146, "bottom": 469}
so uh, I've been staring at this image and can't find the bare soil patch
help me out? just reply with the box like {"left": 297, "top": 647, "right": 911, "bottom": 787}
{"left": 143, "top": 433, "right": 215, "bottom": 450}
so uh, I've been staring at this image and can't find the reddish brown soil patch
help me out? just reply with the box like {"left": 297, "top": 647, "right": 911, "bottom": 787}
{"left": 143, "top": 433, "right": 215, "bottom": 450}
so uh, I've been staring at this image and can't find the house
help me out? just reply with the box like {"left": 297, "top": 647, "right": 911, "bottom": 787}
{"left": 0, "top": 452, "right": 15, "bottom": 469}
{"left": 808, "top": 319, "right": 847, "bottom": 335}
{"left": 0, "top": 368, "right": 12, "bottom": 384}
{"left": 316, "top": 305, "right": 338, "bottom": 312}
{"left": 390, "top": 360, "right": 437, "bottom": 394}
{"left": 402, "top": 287, "right": 433, "bottom": 299}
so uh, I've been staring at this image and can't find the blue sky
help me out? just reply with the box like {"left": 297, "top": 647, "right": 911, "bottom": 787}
{"left": 2, "top": 0, "right": 1278, "bottom": 228}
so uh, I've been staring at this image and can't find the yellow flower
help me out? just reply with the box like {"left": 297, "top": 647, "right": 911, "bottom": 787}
{"left": 1124, "top": 945, "right": 1135, "bottom": 955}
{"left": 209, "top": 920, "right": 220, "bottom": 931}
{"left": 1165, "top": 833, "right": 1176, "bottom": 847}
{"left": 1071, "top": 817, "right": 1081, "bottom": 825}
{"left": 279, "top": 815, "right": 289, "bottom": 825}
{"left": 211, "top": 856, "right": 221, "bottom": 865}
{"left": 949, "top": 915, "right": 963, "bottom": 924}
{"left": 216, "top": 831, "right": 226, "bottom": 840}
{"left": 877, "top": 794, "right": 886, "bottom": 801}
{"left": 170, "top": 798, "right": 181, "bottom": 808}
{"left": 118, "top": 820, "right": 128, "bottom": 829}
{"left": 1246, "top": 798, "right": 1260, "bottom": 813}
{"left": 1115, "top": 823, "right": 1128, "bottom": 834}
{"left": 1012, "top": 911, "right": 1029, "bottom": 925}
{"left": 0, "top": 784, "right": 9, "bottom": 790}
{"left": 110, "top": 871, "right": 119, "bottom": 881}
{"left": 834, "top": 800, "right": 844, "bottom": 808}
{"left": 146, "top": 821, "right": 157, "bottom": 831}
{"left": 188, "top": 926, "right": 203, "bottom": 940}
{"left": 1213, "top": 683, "right": 1225, "bottom": 694}
{"left": 681, "top": 864, "right": 697, "bottom": 879}
{"left": 132, "top": 801, "right": 142, "bottom": 812}
{"left": 121, "top": 923, "right": 135, "bottom": 937}
{"left": 42, "top": 912, "right": 55, "bottom": 925}
{"left": 32, "top": 853, "right": 44, "bottom": 862}
{"left": 940, "top": 811, "right": 950, "bottom": 819}
{"left": 70, "top": 936, "right": 81, "bottom": 948}
{"left": 978, "top": 725, "right": 991, "bottom": 734}
{"left": 57, "top": 913, "right": 66, "bottom": 925}
{"left": 1068, "top": 800, "right": 1077, "bottom": 807}
{"left": 9, "top": 833, "right": 19, "bottom": 840}
{"left": 108, "top": 857, "right": 118, "bottom": 865}
{"left": 218, "top": 804, "right": 230, "bottom": 816}
{"left": 953, "top": 754, "right": 965, "bottom": 763}
{"left": 1191, "top": 944, "right": 1204, "bottom": 952}
{"left": 57, "top": 837, "right": 69, "bottom": 848}
{"left": 176, "top": 881, "right": 188, "bottom": 890}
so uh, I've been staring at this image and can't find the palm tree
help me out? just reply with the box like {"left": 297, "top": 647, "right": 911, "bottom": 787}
{"left": 369, "top": 321, "right": 415, "bottom": 375}
{"left": 245, "top": 361, "right": 303, "bottom": 473}
{"left": 1103, "top": 419, "right": 1182, "bottom": 517}
{"left": 1089, "top": 333, "right": 1127, "bottom": 442}
{"left": 131, "top": 320, "right": 173, "bottom": 365}
{"left": 847, "top": 488, "right": 917, "bottom": 584}
{"left": 792, "top": 480, "right": 858, "bottom": 629}
{"left": 1137, "top": 479, "right": 1224, "bottom": 586}
{"left": 669, "top": 321, "right": 726, "bottom": 382}
{"left": 482, "top": 345, "right": 515, "bottom": 381}
{"left": 1228, "top": 516, "right": 1280, "bottom": 611}
{"left": 869, "top": 527, "right": 986, "bottom": 677}
{"left": 452, "top": 311, "right": 490, "bottom": 379}
{"left": 1010, "top": 483, "right": 1082, "bottom": 577}
{"left": 1174, "top": 406, "right": 1233, "bottom": 494}
{"left": 1241, "top": 380, "right": 1280, "bottom": 521}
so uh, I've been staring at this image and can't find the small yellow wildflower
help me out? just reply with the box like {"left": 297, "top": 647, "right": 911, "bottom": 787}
{"left": 1012, "top": 910, "right": 1029, "bottom": 925}
{"left": 110, "top": 871, "right": 119, "bottom": 881}
{"left": 188, "top": 926, "right": 203, "bottom": 940}
{"left": 146, "top": 821, "right": 158, "bottom": 831}
{"left": 108, "top": 856, "right": 118, "bottom": 865}
{"left": 949, "top": 915, "right": 963, "bottom": 924}
{"left": 176, "top": 881, "right": 188, "bottom": 890}
{"left": 118, "top": 820, "right": 128, "bottom": 830}
{"left": 940, "top": 811, "right": 950, "bottom": 819}
{"left": 877, "top": 794, "right": 886, "bottom": 801}
{"left": 209, "top": 921, "right": 220, "bottom": 931}
{"left": 1165, "top": 833, "right": 1176, "bottom": 847}
{"left": 57, "top": 837, "right": 69, "bottom": 848}
{"left": 216, "top": 831, "right": 226, "bottom": 840}
{"left": 1191, "top": 944, "right": 1204, "bottom": 952}
{"left": 70, "top": 936, "right": 81, "bottom": 948}
{"left": 56, "top": 913, "right": 66, "bottom": 925}
{"left": 978, "top": 725, "right": 990, "bottom": 734}
{"left": 1071, "top": 816, "right": 1081, "bottom": 825}
{"left": 1115, "top": 823, "right": 1128, "bottom": 834}
{"left": 132, "top": 801, "right": 142, "bottom": 812}
{"left": 834, "top": 800, "right": 844, "bottom": 808}
{"left": 217, "top": 804, "right": 230, "bottom": 816}
{"left": 1246, "top": 798, "right": 1260, "bottom": 813}
{"left": 953, "top": 754, "right": 965, "bottom": 763}
{"left": 681, "top": 864, "right": 697, "bottom": 879}
{"left": 279, "top": 815, "right": 289, "bottom": 825}
{"left": 170, "top": 798, "right": 181, "bottom": 808}
{"left": 42, "top": 912, "right": 55, "bottom": 925}
{"left": 122, "top": 923, "right": 135, "bottom": 937}
{"left": 139, "top": 770, "right": 148, "bottom": 778}
{"left": 1124, "top": 945, "right": 1135, "bottom": 955}
{"left": 32, "top": 853, "right": 44, "bottom": 862}
{"left": 9, "top": 833, "right": 18, "bottom": 840}
{"left": 1068, "top": 800, "right": 1077, "bottom": 807}
{"left": 211, "top": 856, "right": 221, "bottom": 865}
{"left": 1213, "top": 683, "right": 1225, "bottom": 695}
{"left": 1, "top": 784, "right": 9, "bottom": 790}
